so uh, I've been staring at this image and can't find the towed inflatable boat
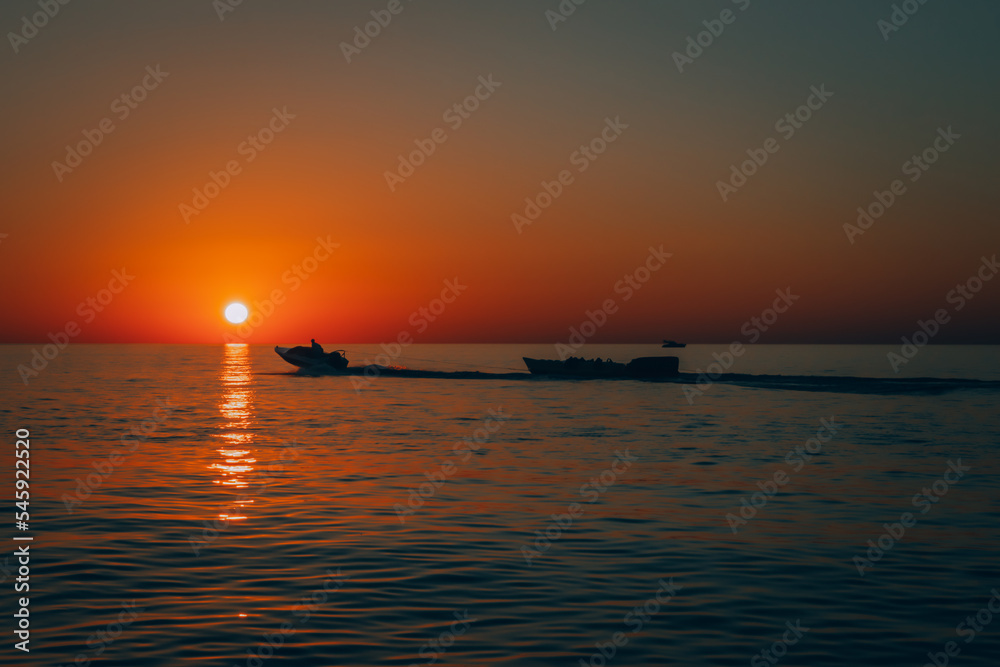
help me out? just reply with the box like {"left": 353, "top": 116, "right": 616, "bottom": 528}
{"left": 523, "top": 356, "right": 679, "bottom": 379}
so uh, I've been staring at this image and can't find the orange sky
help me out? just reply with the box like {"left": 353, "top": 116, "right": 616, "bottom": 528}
{"left": 1, "top": 1, "right": 998, "bottom": 344}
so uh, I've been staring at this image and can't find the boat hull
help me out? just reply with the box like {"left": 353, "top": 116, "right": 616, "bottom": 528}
{"left": 627, "top": 356, "right": 680, "bottom": 377}
{"left": 523, "top": 357, "right": 627, "bottom": 378}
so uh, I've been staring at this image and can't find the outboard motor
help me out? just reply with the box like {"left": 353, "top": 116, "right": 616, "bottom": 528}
{"left": 328, "top": 350, "right": 349, "bottom": 370}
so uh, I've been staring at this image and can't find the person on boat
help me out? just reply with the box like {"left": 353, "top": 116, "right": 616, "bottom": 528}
{"left": 310, "top": 339, "right": 324, "bottom": 356}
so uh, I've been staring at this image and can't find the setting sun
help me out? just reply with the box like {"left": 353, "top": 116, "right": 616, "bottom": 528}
{"left": 224, "top": 303, "right": 249, "bottom": 324}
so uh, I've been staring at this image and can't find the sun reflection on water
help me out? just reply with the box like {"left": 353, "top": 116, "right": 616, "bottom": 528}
{"left": 213, "top": 344, "right": 257, "bottom": 516}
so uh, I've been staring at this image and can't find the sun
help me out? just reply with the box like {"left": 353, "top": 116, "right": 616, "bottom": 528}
{"left": 224, "top": 302, "right": 249, "bottom": 324}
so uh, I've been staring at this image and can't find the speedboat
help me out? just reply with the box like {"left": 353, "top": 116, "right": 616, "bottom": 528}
{"left": 274, "top": 345, "right": 349, "bottom": 371}
{"left": 523, "top": 356, "right": 679, "bottom": 379}
{"left": 662, "top": 340, "right": 686, "bottom": 348}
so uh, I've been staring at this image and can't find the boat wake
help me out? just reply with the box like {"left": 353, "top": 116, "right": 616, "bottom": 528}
{"left": 284, "top": 365, "right": 1000, "bottom": 395}
{"left": 675, "top": 372, "right": 1000, "bottom": 395}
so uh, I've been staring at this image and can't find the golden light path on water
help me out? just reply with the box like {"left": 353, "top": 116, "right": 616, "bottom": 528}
{"left": 212, "top": 343, "right": 257, "bottom": 520}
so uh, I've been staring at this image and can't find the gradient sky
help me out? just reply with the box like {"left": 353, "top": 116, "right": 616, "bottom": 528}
{"left": 2, "top": 0, "right": 998, "bottom": 344}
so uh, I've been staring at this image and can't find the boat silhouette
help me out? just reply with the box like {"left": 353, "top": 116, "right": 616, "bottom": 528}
{"left": 274, "top": 345, "right": 348, "bottom": 370}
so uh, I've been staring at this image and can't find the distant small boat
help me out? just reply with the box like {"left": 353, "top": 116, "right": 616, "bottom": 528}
{"left": 662, "top": 340, "right": 686, "bottom": 348}
{"left": 523, "top": 356, "right": 679, "bottom": 379}
{"left": 274, "top": 345, "right": 349, "bottom": 371}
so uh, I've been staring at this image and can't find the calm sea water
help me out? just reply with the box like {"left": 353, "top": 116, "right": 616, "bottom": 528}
{"left": 1, "top": 344, "right": 999, "bottom": 666}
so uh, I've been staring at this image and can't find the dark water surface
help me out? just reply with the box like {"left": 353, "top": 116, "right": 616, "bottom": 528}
{"left": 1, "top": 344, "right": 999, "bottom": 666}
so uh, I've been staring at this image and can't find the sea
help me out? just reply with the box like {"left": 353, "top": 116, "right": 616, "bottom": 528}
{"left": 1, "top": 344, "right": 998, "bottom": 666}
